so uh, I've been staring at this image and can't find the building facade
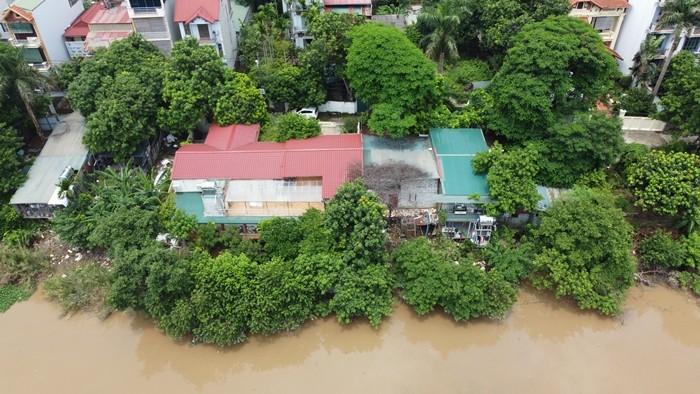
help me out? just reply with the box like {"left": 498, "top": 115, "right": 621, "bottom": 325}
{"left": 569, "top": 0, "right": 631, "bottom": 50}
{"left": 64, "top": 0, "right": 134, "bottom": 58}
{"left": 616, "top": 0, "right": 700, "bottom": 75}
{"left": 124, "top": 0, "right": 178, "bottom": 54}
{"left": 173, "top": 0, "right": 245, "bottom": 67}
{"left": 283, "top": 0, "right": 371, "bottom": 48}
{"left": 1, "top": 0, "right": 84, "bottom": 70}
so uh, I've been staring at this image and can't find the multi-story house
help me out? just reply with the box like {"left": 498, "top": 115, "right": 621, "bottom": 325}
{"left": 124, "top": 0, "right": 178, "bottom": 54}
{"left": 0, "top": 0, "right": 10, "bottom": 40}
{"left": 64, "top": 0, "right": 134, "bottom": 58}
{"left": 616, "top": 0, "right": 700, "bottom": 75}
{"left": 0, "top": 0, "right": 84, "bottom": 71}
{"left": 174, "top": 0, "right": 248, "bottom": 68}
{"left": 283, "top": 0, "right": 371, "bottom": 48}
{"left": 569, "top": 0, "right": 631, "bottom": 50}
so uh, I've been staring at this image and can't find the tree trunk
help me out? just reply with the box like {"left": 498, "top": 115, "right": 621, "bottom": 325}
{"left": 652, "top": 36, "right": 677, "bottom": 97}
{"left": 20, "top": 90, "right": 45, "bottom": 141}
{"left": 438, "top": 52, "right": 445, "bottom": 74}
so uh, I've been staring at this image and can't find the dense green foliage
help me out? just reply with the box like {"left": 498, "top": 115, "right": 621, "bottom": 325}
{"left": 418, "top": 0, "right": 464, "bottom": 73}
{"left": 488, "top": 16, "right": 617, "bottom": 141}
{"left": 273, "top": 113, "right": 321, "bottom": 142}
{"left": 0, "top": 123, "right": 25, "bottom": 193}
{"left": 0, "top": 244, "right": 50, "bottom": 291}
{"left": 473, "top": 142, "right": 541, "bottom": 215}
{"left": 69, "top": 35, "right": 164, "bottom": 161}
{"left": 656, "top": 51, "right": 700, "bottom": 137}
{"left": 617, "top": 88, "right": 656, "bottom": 117}
{"left": 392, "top": 237, "right": 518, "bottom": 319}
{"left": 0, "top": 284, "right": 29, "bottom": 313}
{"left": 159, "top": 38, "right": 226, "bottom": 136}
{"left": 214, "top": 70, "right": 268, "bottom": 126}
{"left": 347, "top": 23, "right": 442, "bottom": 137}
{"left": 627, "top": 150, "right": 700, "bottom": 220}
{"left": 639, "top": 231, "right": 687, "bottom": 270}
{"left": 43, "top": 262, "right": 113, "bottom": 316}
{"left": 530, "top": 189, "right": 636, "bottom": 314}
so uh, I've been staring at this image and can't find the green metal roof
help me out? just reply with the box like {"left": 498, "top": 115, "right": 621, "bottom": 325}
{"left": 429, "top": 128, "right": 490, "bottom": 197}
{"left": 175, "top": 192, "right": 291, "bottom": 224}
{"left": 429, "top": 128, "right": 488, "bottom": 155}
{"left": 12, "top": 0, "right": 45, "bottom": 11}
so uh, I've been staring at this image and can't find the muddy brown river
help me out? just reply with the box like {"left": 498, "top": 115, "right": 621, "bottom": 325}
{"left": 1, "top": 286, "right": 699, "bottom": 393}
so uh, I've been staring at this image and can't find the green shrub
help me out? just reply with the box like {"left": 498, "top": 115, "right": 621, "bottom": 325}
{"left": 275, "top": 113, "right": 321, "bottom": 142}
{"left": 682, "top": 232, "right": 700, "bottom": 269}
{"left": 677, "top": 271, "right": 693, "bottom": 289}
{"left": 3, "top": 229, "right": 37, "bottom": 248}
{"left": 618, "top": 143, "right": 649, "bottom": 177}
{"left": 43, "top": 262, "right": 112, "bottom": 317}
{"left": 0, "top": 204, "right": 22, "bottom": 239}
{"left": 639, "top": 231, "right": 687, "bottom": 270}
{"left": 694, "top": 274, "right": 700, "bottom": 296}
{"left": 0, "top": 284, "right": 29, "bottom": 313}
{"left": 193, "top": 222, "right": 219, "bottom": 249}
{"left": 0, "top": 244, "right": 50, "bottom": 290}
{"left": 342, "top": 117, "right": 359, "bottom": 133}
{"left": 617, "top": 88, "right": 656, "bottom": 117}
{"left": 575, "top": 169, "right": 609, "bottom": 190}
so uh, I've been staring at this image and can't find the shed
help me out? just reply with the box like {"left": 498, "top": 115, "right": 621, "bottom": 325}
{"left": 429, "top": 128, "right": 490, "bottom": 198}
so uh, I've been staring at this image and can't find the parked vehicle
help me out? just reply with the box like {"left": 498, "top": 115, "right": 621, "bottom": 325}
{"left": 296, "top": 107, "right": 319, "bottom": 119}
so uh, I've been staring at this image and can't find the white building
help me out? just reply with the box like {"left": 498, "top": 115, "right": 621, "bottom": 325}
{"left": 124, "top": 0, "right": 178, "bottom": 54}
{"left": 283, "top": 0, "right": 371, "bottom": 48}
{"left": 0, "top": 0, "right": 10, "bottom": 40}
{"left": 0, "top": 0, "right": 84, "bottom": 70}
{"left": 569, "top": 0, "right": 631, "bottom": 50}
{"left": 616, "top": 0, "right": 700, "bottom": 74}
{"left": 174, "top": 0, "right": 248, "bottom": 68}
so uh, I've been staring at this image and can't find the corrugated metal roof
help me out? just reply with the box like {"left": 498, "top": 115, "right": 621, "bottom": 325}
{"left": 429, "top": 128, "right": 490, "bottom": 198}
{"left": 174, "top": 0, "right": 219, "bottom": 23}
{"left": 226, "top": 179, "right": 322, "bottom": 202}
{"left": 10, "top": 113, "right": 89, "bottom": 205}
{"left": 362, "top": 135, "right": 439, "bottom": 178}
{"left": 64, "top": 2, "right": 130, "bottom": 38}
{"left": 171, "top": 123, "right": 363, "bottom": 199}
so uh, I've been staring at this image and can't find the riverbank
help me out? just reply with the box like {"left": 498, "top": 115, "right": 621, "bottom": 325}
{"left": 1, "top": 285, "right": 699, "bottom": 393}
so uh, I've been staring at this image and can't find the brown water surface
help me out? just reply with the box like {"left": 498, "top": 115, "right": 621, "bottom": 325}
{"left": 1, "top": 286, "right": 699, "bottom": 393}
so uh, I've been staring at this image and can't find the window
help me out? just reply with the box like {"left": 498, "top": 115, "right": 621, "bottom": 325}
{"left": 183, "top": 23, "right": 191, "bottom": 36}
{"left": 593, "top": 17, "right": 615, "bottom": 31}
{"left": 576, "top": 1, "right": 585, "bottom": 9}
{"left": 683, "top": 37, "right": 700, "bottom": 52}
{"left": 197, "top": 24, "right": 210, "bottom": 39}
{"left": 69, "top": 0, "right": 80, "bottom": 6}
{"left": 23, "top": 48, "right": 44, "bottom": 64}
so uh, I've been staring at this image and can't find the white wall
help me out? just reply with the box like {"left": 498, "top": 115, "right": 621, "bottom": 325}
{"left": 318, "top": 101, "right": 358, "bottom": 114}
{"left": 163, "top": 0, "right": 179, "bottom": 44}
{"left": 33, "top": 0, "right": 84, "bottom": 64}
{"left": 615, "top": 0, "right": 659, "bottom": 74}
{"left": 218, "top": 0, "right": 235, "bottom": 67}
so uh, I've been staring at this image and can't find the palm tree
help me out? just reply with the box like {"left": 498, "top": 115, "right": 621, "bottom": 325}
{"left": 651, "top": 0, "right": 700, "bottom": 96}
{"left": 631, "top": 35, "right": 665, "bottom": 89}
{"left": 418, "top": 0, "right": 465, "bottom": 74}
{"left": 0, "top": 43, "right": 50, "bottom": 139}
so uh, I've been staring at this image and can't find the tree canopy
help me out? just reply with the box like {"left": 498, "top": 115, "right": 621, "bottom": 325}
{"left": 529, "top": 188, "right": 636, "bottom": 315}
{"left": 656, "top": 51, "right": 700, "bottom": 137}
{"left": 488, "top": 16, "right": 618, "bottom": 140}
{"left": 0, "top": 123, "right": 25, "bottom": 194}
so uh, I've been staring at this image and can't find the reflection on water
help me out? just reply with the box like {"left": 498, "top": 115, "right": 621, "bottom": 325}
{"left": 1, "top": 286, "right": 699, "bottom": 393}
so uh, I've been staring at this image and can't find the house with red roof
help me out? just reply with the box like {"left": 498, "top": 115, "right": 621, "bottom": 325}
{"left": 1, "top": 0, "right": 84, "bottom": 71}
{"left": 170, "top": 123, "right": 363, "bottom": 228}
{"left": 64, "top": 1, "right": 134, "bottom": 58}
{"left": 569, "top": 0, "right": 631, "bottom": 50}
{"left": 174, "top": 0, "right": 249, "bottom": 68}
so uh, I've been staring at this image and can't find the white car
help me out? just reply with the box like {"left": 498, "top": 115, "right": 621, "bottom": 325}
{"left": 296, "top": 107, "right": 319, "bottom": 119}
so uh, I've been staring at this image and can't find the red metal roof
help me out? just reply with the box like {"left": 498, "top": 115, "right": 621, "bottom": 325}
{"left": 174, "top": 0, "right": 220, "bottom": 23}
{"left": 324, "top": 0, "right": 372, "bottom": 5}
{"left": 171, "top": 123, "right": 364, "bottom": 199}
{"left": 64, "top": 1, "right": 130, "bottom": 38}
{"left": 570, "top": 0, "right": 630, "bottom": 8}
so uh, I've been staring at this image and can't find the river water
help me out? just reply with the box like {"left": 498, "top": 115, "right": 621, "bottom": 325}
{"left": 1, "top": 286, "right": 699, "bottom": 393}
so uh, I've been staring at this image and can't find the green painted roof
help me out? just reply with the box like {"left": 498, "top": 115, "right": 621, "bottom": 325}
{"left": 175, "top": 192, "right": 291, "bottom": 224}
{"left": 12, "top": 0, "right": 45, "bottom": 11}
{"left": 429, "top": 128, "right": 488, "bottom": 155}
{"left": 429, "top": 128, "right": 490, "bottom": 197}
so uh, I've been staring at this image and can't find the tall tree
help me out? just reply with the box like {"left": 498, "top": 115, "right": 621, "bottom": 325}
{"left": 0, "top": 43, "right": 51, "bottom": 138}
{"left": 488, "top": 16, "right": 617, "bottom": 139}
{"left": 418, "top": 0, "right": 465, "bottom": 73}
{"left": 530, "top": 188, "right": 636, "bottom": 315}
{"left": 159, "top": 38, "right": 226, "bottom": 136}
{"left": 631, "top": 35, "right": 665, "bottom": 89}
{"left": 656, "top": 50, "right": 700, "bottom": 137}
{"left": 651, "top": 0, "right": 700, "bottom": 96}
{"left": 0, "top": 123, "right": 25, "bottom": 193}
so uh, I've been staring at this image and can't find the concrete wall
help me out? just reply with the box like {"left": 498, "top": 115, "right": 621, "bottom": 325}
{"left": 319, "top": 100, "right": 357, "bottom": 114}
{"left": 0, "top": 0, "right": 9, "bottom": 40}
{"left": 33, "top": 0, "right": 84, "bottom": 64}
{"left": 217, "top": 0, "right": 235, "bottom": 67}
{"left": 621, "top": 116, "right": 667, "bottom": 132}
{"left": 616, "top": 0, "right": 659, "bottom": 74}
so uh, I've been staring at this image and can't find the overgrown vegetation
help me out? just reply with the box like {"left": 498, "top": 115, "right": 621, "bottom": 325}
{"left": 43, "top": 262, "right": 113, "bottom": 317}
{"left": 0, "top": 284, "right": 29, "bottom": 313}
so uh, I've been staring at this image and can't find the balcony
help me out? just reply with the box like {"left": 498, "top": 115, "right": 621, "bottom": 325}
{"left": 9, "top": 36, "right": 41, "bottom": 48}
{"left": 126, "top": 6, "right": 164, "bottom": 18}
{"left": 28, "top": 61, "right": 50, "bottom": 72}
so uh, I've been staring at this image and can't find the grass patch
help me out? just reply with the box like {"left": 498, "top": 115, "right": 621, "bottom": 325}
{"left": 43, "top": 262, "right": 113, "bottom": 318}
{"left": 0, "top": 244, "right": 51, "bottom": 290}
{"left": 0, "top": 284, "right": 30, "bottom": 313}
